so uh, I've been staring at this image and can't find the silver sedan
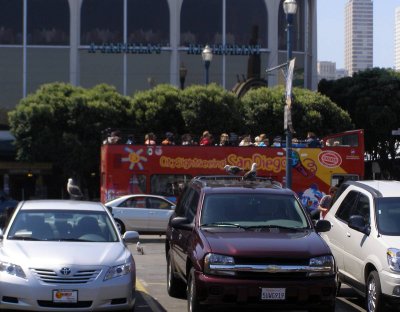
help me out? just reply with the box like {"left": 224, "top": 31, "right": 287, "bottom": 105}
{"left": 106, "top": 194, "right": 176, "bottom": 234}
{"left": 0, "top": 199, "right": 139, "bottom": 311}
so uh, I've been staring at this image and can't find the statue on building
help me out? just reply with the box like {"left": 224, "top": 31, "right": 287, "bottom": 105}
{"left": 232, "top": 24, "right": 267, "bottom": 98}
{"left": 247, "top": 25, "right": 261, "bottom": 79}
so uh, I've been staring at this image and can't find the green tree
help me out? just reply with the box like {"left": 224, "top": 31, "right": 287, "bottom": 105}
{"left": 318, "top": 68, "right": 400, "bottom": 178}
{"left": 179, "top": 84, "right": 243, "bottom": 138}
{"left": 131, "top": 84, "right": 185, "bottom": 140}
{"left": 8, "top": 83, "right": 134, "bottom": 197}
{"left": 240, "top": 86, "right": 353, "bottom": 139}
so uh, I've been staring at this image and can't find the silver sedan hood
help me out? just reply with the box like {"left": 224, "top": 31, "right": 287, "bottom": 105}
{"left": 0, "top": 241, "right": 130, "bottom": 266}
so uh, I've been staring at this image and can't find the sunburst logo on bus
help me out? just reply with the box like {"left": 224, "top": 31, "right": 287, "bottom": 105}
{"left": 121, "top": 147, "right": 148, "bottom": 170}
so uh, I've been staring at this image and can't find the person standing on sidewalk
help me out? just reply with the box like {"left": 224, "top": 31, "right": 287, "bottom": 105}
{"left": 318, "top": 186, "right": 337, "bottom": 219}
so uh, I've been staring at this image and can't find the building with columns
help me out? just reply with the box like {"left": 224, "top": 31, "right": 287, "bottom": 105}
{"left": 0, "top": 0, "right": 318, "bottom": 111}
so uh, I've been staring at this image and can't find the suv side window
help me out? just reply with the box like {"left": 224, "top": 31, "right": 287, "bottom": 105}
{"left": 175, "top": 186, "right": 192, "bottom": 216}
{"left": 336, "top": 190, "right": 358, "bottom": 222}
{"left": 175, "top": 186, "right": 199, "bottom": 220}
{"left": 185, "top": 191, "right": 199, "bottom": 222}
{"left": 352, "top": 193, "right": 370, "bottom": 225}
{"left": 331, "top": 183, "right": 350, "bottom": 207}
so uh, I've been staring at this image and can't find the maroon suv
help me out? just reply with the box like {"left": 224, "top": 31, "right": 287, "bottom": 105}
{"left": 165, "top": 176, "right": 337, "bottom": 312}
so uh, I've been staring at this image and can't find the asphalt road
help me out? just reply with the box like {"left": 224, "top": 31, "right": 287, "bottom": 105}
{"left": 130, "top": 235, "right": 367, "bottom": 312}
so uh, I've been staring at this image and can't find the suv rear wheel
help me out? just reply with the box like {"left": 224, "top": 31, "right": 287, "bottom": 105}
{"left": 367, "top": 271, "right": 383, "bottom": 312}
{"left": 166, "top": 250, "right": 186, "bottom": 298}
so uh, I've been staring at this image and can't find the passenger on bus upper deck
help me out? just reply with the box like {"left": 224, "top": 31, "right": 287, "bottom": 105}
{"left": 272, "top": 136, "right": 281, "bottom": 147}
{"left": 292, "top": 137, "right": 307, "bottom": 148}
{"left": 126, "top": 134, "right": 134, "bottom": 144}
{"left": 257, "top": 134, "right": 269, "bottom": 147}
{"left": 162, "top": 132, "right": 175, "bottom": 145}
{"left": 239, "top": 135, "right": 253, "bottom": 146}
{"left": 218, "top": 133, "right": 230, "bottom": 146}
{"left": 144, "top": 132, "right": 156, "bottom": 145}
{"left": 104, "top": 130, "right": 122, "bottom": 144}
{"left": 181, "top": 133, "right": 194, "bottom": 145}
{"left": 200, "top": 131, "right": 213, "bottom": 146}
{"left": 306, "top": 132, "right": 321, "bottom": 147}
{"left": 229, "top": 132, "right": 239, "bottom": 146}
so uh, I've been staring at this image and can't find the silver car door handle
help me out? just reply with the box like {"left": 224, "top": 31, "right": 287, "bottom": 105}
{"left": 346, "top": 232, "right": 351, "bottom": 237}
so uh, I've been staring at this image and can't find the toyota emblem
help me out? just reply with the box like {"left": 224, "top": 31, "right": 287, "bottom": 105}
{"left": 60, "top": 267, "right": 71, "bottom": 275}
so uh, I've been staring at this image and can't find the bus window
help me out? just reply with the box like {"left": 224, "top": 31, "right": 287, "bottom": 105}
{"left": 150, "top": 175, "right": 192, "bottom": 198}
{"left": 331, "top": 174, "right": 359, "bottom": 188}
{"left": 129, "top": 174, "right": 146, "bottom": 194}
{"left": 326, "top": 133, "right": 359, "bottom": 147}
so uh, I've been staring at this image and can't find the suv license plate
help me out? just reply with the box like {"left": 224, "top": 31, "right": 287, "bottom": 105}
{"left": 53, "top": 290, "right": 78, "bottom": 303}
{"left": 261, "top": 288, "right": 286, "bottom": 300}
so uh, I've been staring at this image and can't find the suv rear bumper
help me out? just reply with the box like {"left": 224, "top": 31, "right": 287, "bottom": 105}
{"left": 194, "top": 270, "right": 336, "bottom": 308}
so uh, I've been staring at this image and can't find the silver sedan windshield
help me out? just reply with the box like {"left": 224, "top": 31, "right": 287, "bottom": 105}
{"left": 7, "top": 210, "right": 119, "bottom": 242}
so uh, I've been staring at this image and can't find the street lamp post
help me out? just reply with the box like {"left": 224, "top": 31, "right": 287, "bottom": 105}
{"left": 179, "top": 63, "right": 188, "bottom": 90}
{"left": 201, "top": 45, "right": 213, "bottom": 85}
{"left": 283, "top": 0, "right": 297, "bottom": 189}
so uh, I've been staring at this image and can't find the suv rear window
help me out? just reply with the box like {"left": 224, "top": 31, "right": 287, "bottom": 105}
{"left": 200, "top": 193, "right": 308, "bottom": 228}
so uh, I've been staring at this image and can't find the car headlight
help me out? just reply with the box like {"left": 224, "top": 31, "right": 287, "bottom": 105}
{"left": 204, "top": 253, "right": 235, "bottom": 276}
{"left": 0, "top": 261, "right": 26, "bottom": 279}
{"left": 387, "top": 248, "right": 400, "bottom": 272}
{"left": 104, "top": 263, "right": 132, "bottom": 281}
{"left": 308, "top": 255, "right": 335, "bottom": 277}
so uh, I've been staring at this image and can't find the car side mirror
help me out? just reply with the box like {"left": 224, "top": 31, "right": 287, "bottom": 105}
{"left": 123, "top": 231, "right": 140, "bottom": 244}
{"left": 314, "top": 219, "right": 331, "bottom": 232}
{"left": 171, "top": 216, "right": 194, "bottom": 231}
{"left": 348, "top": 215, "right": 370, "bottom": 235}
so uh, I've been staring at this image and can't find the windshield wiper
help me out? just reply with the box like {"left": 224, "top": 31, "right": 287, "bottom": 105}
{"left": 244, "top": 224, "right": 306, "bottom": 231}
{"left": 201, "top": 222, "right": 246, "bottom": 229}
{"left": 7, "top": 236, "right": 40, "bottom": 241}
{"left": 45, "top": 238, "right": 87, "bottom": 242}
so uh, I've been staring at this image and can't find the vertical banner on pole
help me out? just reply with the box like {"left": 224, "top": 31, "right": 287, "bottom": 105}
{"left": 284, "top": 58, "right": 296, "bottom": 133}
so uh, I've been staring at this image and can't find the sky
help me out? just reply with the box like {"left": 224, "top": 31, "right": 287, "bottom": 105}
{"left": 317, "top": 0, "right": 400, "bottom": 69}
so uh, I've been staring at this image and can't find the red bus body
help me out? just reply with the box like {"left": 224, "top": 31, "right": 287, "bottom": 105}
{"left": 100, "top": 129, "right": 364, "bottom": 212}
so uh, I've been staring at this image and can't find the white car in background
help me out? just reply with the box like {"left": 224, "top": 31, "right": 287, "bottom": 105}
{"left": 106, "top": 194, "right": 176, "bottom": 234}
{"left": 0, "top": 200, "right": 139, "bottom": 311}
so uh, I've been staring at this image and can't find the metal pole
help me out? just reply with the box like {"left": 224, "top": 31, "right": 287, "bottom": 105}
{"left": 123, "top": 0, "right": 127, "bottom": 95}
{"left": 285, "top": 13, "right": 293, "bottom": 189}
{"left": 205, "top": 60, "right": 210, "bottom": 85}
{"left": 23, "top": 0, "right": 27, "bottom": 98}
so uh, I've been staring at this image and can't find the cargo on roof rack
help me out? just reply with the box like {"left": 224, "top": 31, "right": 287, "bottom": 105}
{"left": 193, "top": 175, "right": 282, "bottom": 188}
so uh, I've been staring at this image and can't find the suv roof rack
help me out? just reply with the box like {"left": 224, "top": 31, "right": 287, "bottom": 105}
{"left": 193, "top": 175, "right": 282, "bottom": 189}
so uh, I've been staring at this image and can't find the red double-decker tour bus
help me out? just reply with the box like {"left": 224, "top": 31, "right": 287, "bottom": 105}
{"left": 100, "top": 129, "right": 364, "bottom": 212}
